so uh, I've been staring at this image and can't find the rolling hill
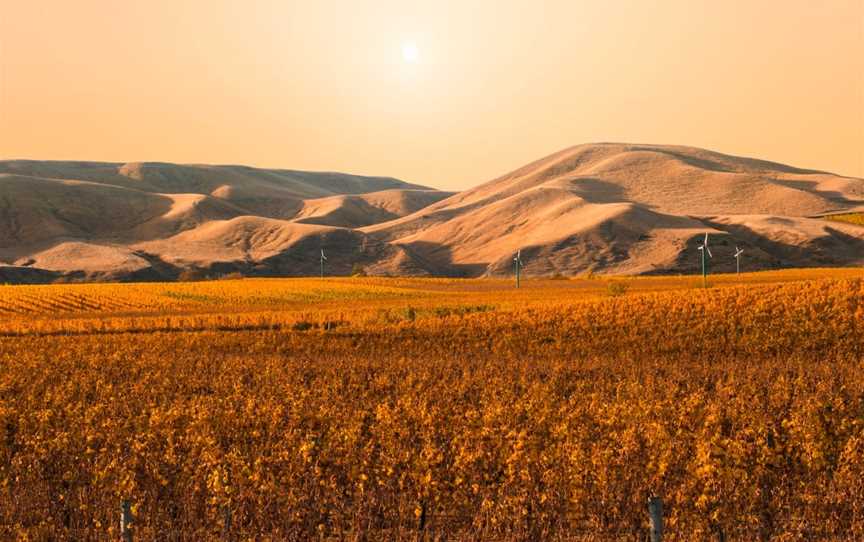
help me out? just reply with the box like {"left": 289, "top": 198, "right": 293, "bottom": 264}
{"left": 1, "top": 144, "right": 862, "bottom": 282}
{"left": 363, "top": 143, "right": 864, "bottom": 276}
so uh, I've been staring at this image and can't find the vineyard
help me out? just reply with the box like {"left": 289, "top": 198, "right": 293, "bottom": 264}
{"left": 1, "top": 269, "right": 863, "bottom": 540}
{"left": 825, "top": 213, "right": 864, "bottom": 227}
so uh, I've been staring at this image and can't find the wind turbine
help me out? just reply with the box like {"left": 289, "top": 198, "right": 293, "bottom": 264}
{"left": 734, "top": 246, "right": 744, "bottom": 275}
{"left": 514, "top": 249, "right": 523, "bottom": 289}
{"left": 697, "top": 233, "right": 712, "bottom": 288}
{"left": 320, "top": 248, "right": 327, "bottom": 280}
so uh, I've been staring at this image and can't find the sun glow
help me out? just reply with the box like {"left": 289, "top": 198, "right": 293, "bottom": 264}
{"left": 402, "top": 42, "right": 419, "bottom": 63}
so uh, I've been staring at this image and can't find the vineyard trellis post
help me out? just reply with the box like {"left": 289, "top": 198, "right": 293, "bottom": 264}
{"left": 648, "top": 496, "right": 663, "bottom": 542}
{"left": 120, "top": 499, "right": 134, "bottom": 542}
{"left": 221, "top": 505, "right": 232, "bottom": 541}
{"left": 417, "top": 500, "right": 427, "bottom": 537}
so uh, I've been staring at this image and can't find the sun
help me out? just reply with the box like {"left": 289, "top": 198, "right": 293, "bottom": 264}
{"left": 402, "top": 42, "right": 419, "bottom": 63}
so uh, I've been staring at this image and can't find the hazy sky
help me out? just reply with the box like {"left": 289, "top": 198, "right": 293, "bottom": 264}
{"left": 1, "top": 0, "right": 862, "bottom": 189}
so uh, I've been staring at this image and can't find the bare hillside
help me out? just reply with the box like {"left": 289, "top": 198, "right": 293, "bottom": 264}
{"left": 363, "top": 143, "right": 864, "bottom": 276}
{"left": 2, "top": 145, "right": 862, "bottom": 282}
{"left": 0, "top": 161, "right": 438, "bottom": 280}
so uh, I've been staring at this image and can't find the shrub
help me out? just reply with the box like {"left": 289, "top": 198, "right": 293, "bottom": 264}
{"left": 291, "top": 320, "right": 316, "bottom": 331}
{"left": 606, "top": 281, "right": 629, "bottom": 297}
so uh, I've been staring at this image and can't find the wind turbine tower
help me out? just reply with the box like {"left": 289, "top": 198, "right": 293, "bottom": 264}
{"left": 320, "top": 248, "right": 327, "bottom": 280}
{"left": 514, "top": 249, "right": 523, "bottom": 289}
{"left": 697, "top": 233, "right": 713, "bottom": 288}
{"left": 734, "top": 246, "right": 744, "bottom": 275}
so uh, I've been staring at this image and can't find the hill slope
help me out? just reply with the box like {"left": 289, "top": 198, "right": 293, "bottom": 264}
{"left": 1, "top": 145, "right": 862, "bottom": 281}
{"left": 363, "top": 143, "right": 864, "bottom": 276}
{"left": 0, "top": 161, "right": 440, "bottom": 280}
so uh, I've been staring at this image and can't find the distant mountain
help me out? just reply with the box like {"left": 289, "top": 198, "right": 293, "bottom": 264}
{"left": 1, "top": 145, "right": 862, "bottom": 282}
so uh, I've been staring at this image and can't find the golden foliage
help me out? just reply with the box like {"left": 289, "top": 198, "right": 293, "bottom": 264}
{"left": 0, "top": 270, "right": 862, "bottom": 539}
{"left": 825, "top": 213, "right": 864, "bottom": 227}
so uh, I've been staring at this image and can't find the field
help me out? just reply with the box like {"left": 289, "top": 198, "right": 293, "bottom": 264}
{"left": 1, "top": 269, "right": 863, "bottom": 540}
{"left": 825, "top": 213, "right": 864, "bottom": 227}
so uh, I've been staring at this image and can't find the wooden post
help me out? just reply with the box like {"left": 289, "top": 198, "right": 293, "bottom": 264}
{"left": 648, "top": 496, "right": 663, "bottom": 542}
{"left": 120, "top": 499, "right": 133, "bottom": 542}
{"left": 417, "top": 501, "right": 427, "bottom": 536}
{"left": 222, "top": 505, "right": 232, "bottom": 541}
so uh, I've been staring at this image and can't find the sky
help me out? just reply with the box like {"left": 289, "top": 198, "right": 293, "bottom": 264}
{"left": 1, "top": 0, "right": 862, "bottom": 190}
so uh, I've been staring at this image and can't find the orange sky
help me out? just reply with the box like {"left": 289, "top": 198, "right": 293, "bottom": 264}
{"left": 1, "top": 0, "right": 862, "bottom": 190}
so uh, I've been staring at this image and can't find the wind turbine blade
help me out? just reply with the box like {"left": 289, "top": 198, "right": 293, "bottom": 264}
{"left": 706, "top": 246, "right": 713, "bottom": 258}
{"left": 704, "top": 233, "right": 709, "bottom": 245}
